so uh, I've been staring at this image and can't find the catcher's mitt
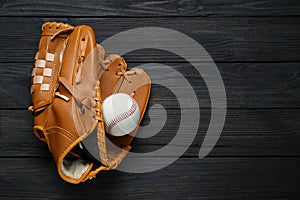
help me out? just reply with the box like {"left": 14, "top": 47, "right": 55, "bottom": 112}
{"left": 29, "top": 22, "right": 151, "bottom": 184}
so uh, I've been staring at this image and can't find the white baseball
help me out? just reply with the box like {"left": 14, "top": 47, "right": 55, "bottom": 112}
{"left": 102, "top": 93, "right": 140, "bottom": 137}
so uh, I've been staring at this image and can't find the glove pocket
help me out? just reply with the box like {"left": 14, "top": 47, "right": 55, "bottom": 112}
{"left": 107, "top": 68, "right": 151, "bottom": 149}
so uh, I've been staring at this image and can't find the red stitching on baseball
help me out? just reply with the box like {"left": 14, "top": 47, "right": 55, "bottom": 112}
{"left": 107, "top": 96, "right": 138, "bottom": 134}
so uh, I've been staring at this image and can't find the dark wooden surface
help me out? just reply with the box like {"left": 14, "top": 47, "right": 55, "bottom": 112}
{"left": 0, "top": 1, "right": 300, "bottom": 199}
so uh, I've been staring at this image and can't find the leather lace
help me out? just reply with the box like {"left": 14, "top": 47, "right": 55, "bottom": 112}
{"left": 116, "top": 66, "right": 137, "bottom": 97}
{"left": 116, "top": 65, "right": 136, "bottom": 83}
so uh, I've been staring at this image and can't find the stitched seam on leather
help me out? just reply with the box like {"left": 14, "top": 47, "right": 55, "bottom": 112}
{"left": 43, "top": 104, "right": 52, "bottom": 128}
{"left": 47, "top": 127, "right": 77, "bottom": 164}
{"left": 47, "top": 127, "right": 77, "bottom": 142}
{"left": 52, "top": 37, "right": 67, "bottom": 94}
{"left": 106, "top": 96, "right": 137, "bottom": 133}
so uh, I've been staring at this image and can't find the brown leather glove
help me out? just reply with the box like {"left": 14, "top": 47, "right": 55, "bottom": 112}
{"left": 29, "top": 22, "right": 151, "bottom": 184}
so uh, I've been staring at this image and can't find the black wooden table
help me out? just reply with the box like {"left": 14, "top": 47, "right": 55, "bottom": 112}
{"left": 0, "top": 1, "right": 300, "bottom": 199}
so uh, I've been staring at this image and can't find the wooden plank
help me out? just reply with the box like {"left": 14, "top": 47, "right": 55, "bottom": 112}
{"left": 0, "top": 17, "right": 300, "bottom": 63}
{"left": 0, "top": 0, "right": 300, "bottom": 17}
{"left": 1, "top": 109, "right": 299, "bottom": 157}
{"left": 0, "top": 2, "right": 299, "bottom": 200}
{"left": 0, "top": 157, "right": 299, "bottom": 199}
{"left": 1, "top": 62, "right": 299, "bottom": 109}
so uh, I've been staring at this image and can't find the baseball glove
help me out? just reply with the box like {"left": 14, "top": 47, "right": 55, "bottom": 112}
{"left": 28, "top": 22, "right": 151, "bottom": 184}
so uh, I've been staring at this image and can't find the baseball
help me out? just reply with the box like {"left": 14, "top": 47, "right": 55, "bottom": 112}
{"left": 102, "top": 93, "right": 140, "bottom": 137}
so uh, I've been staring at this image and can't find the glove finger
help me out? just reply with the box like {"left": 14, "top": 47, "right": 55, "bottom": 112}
{"left": 96, "top": 43, "right": 120, "bottom": 70}
{"left": 108, "top": 68, "right": 151, "bottom": 147}
{"left": 100, "top": 56, "right": 127, "bottom": 99}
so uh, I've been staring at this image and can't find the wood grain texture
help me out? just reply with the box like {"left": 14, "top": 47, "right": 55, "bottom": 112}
{"left": 0, "top": 157, "right": 299, "bottom": 199}
{"left": 1, "top": 0, "right": 300, "bottom": 17}
{"left": 1, "top": 109, "right": 299, "bottom": 157}
{"left": 0, "top": 17, "right": 299, "bottom": 63}
{"left": 0, "top": 1, "right": 299, "bottom": 199}
{"left": 1, "top": 62, "right": 299, "bottom": 109}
